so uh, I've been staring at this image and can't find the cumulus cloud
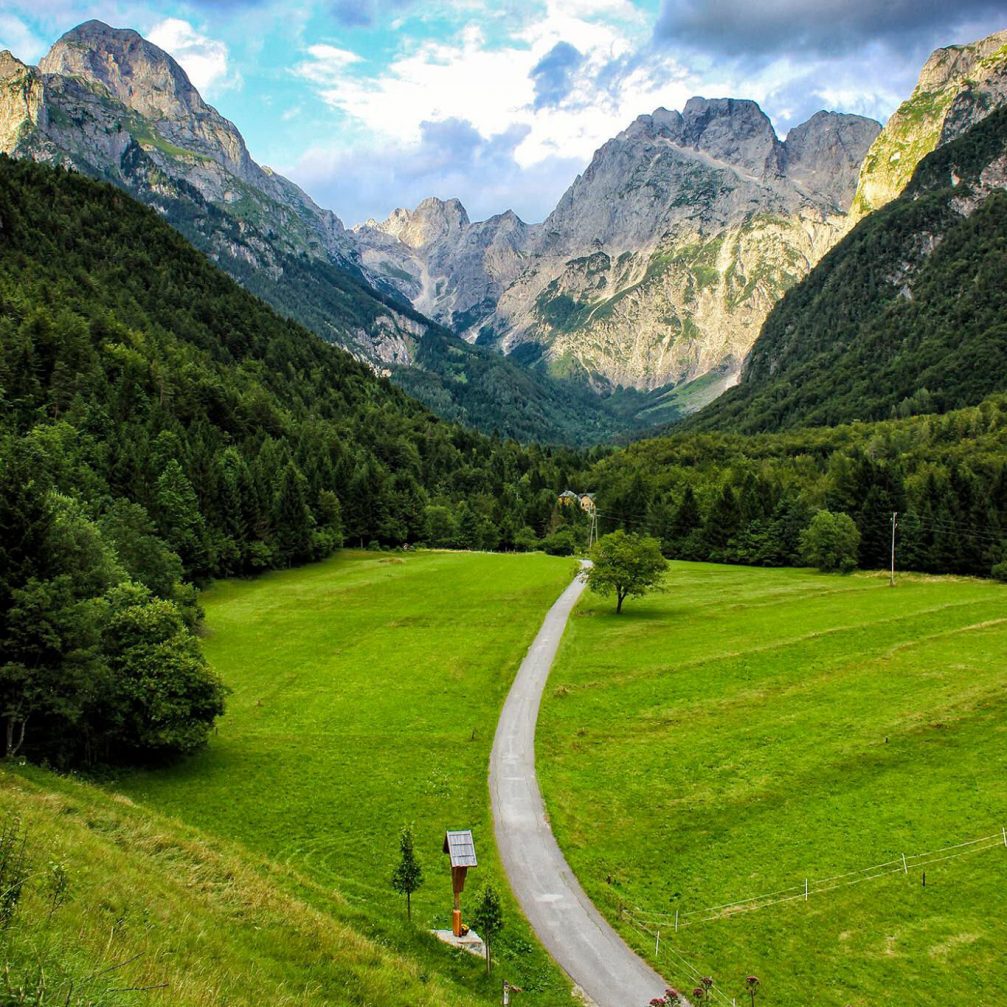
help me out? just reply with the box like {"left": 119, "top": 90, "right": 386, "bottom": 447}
{"left": 293, "top": 3, "right": 692, "bottom": 188}
{"left": 0, "top": 13, "right": 46, "bottom": 62}
{"left": 284, "top": 115, "right": 585, "bottom": 225}
{"left": 148, "top": 17, "right": 239, "bottom": 95}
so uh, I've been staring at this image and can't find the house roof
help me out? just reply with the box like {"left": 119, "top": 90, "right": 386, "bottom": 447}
{"left": 443, "top": 830, "right": 477, "bottom": 867}
{"left": 559, "top": 489, "right": 580, "bottom": 499}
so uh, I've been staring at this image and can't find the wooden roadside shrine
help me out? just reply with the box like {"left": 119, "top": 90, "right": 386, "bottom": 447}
{"left": 443, "top": 829, "right": 477, "bottom": 936}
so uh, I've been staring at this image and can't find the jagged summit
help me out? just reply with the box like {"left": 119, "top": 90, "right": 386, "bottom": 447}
{"left": 366, "top": 196, "right": 472, "bottom": 249}
{"left": 851, "top": 27, "right": 1007, "bottom": 217}
{"left": 354, "top": 93, "right": 880, "bottom": 394}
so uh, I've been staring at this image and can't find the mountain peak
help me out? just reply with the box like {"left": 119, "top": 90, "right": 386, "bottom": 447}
{"left": 371, "top": 196, "right": 470, "bottom": 249}
{"left": 0, "top": 50, "right": 28, "bottom": 77}
{"left": 40, "top": 20, "right": 203, "bottom": 125}
{"left": 784, "top": 111, "right": 881, "bottom": 210}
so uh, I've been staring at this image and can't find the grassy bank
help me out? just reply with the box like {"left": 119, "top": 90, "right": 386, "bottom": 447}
{"left": 0, "top": 768, "right": 491, "bottom": 1006}
{"left": 538, "top": 563, "right": 1007, "bottom": 1006}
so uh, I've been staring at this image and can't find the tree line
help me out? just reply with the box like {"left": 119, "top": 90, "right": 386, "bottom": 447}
{"left": 589, "top": 398, "right": 1007, "bottom": 578}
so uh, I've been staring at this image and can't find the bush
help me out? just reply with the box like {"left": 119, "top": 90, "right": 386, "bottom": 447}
{"left": 541, "top": 529, "right": 579, "bottom": 556}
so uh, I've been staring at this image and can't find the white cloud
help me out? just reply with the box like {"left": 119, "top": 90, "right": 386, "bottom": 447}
{"left": 148, "top": 17, "right": 239, "bottom": 97}
{"left": 0, "top": 13, "right": 46, "bottom": 63}
{"left": 292, "top": 1, "right": 692, "bottom": 176}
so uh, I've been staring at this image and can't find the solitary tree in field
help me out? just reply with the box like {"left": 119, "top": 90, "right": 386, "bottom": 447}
{"left": 391, "top": 826, "right": 424, "bottom": 920}
{"left": 587, "top": 530, "right": 668, "bottom": 613}
{"left": 471, "top": 884, "right": 504, "bottom": 975}
{"left": 799, "top": 510, "right": 860, "bottom": 572}
{"left": 745, "top": 975, "right": 761, "bottom": 1007}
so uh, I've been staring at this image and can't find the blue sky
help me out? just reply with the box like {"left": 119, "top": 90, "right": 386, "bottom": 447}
{"left": 2, "top": 2, "right": 1005, "bottom": 225}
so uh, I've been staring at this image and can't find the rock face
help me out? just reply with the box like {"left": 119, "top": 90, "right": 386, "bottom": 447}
{"left": 851, "top": 28, "right": 1007, "bottom": 219}
{"left": 357, "top": 99, "right": 880, "bottom": 392}
{"left": 689, "top": 101, "right": 1007, "bottom": 434}
{"left": 0, "top": 21, "right": 418, "bottom": 366}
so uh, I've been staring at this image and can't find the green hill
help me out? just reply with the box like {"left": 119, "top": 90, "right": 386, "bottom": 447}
{"left": 688, "top": 104, "right": 1007, "bottom": 434}
{"left": 1, "top": 766, "right": 490, "bottom": 1007}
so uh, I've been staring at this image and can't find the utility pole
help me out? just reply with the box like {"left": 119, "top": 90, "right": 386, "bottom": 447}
{"left": 890, "top": 511, "right": 898, "bottom": 587}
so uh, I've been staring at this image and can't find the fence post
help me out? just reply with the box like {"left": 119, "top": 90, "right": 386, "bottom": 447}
{"left": 1002, "top": 826, "right": 1006, "bottom": 848}
{"left": 901, "top": 853, "right": 908, "bottom": 874}
{"left": 674, "top": 909, "right": 679, "bottom": 932}
{"left": 655, "top": 930, "right": 660, "bottom": 955}
{"left": 804, "top": 878, "right": 808, "bottom": 901}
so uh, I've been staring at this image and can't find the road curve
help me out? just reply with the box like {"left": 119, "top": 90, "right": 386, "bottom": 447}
{"left": 490, "top": 567, "right": 667, "bottom": 1007}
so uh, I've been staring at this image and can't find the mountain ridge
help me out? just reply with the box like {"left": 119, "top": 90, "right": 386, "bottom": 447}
{"left": 0, "top": 21, "right": 647, "bottom": 444}
{"left": 354, "top": 98, "right": 880, "bottom": 395}
{"left": 685, "top": 100, "right": 1007, "bottom": 433}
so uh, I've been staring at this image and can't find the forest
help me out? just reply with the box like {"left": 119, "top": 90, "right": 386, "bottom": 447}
{"left": 592, "top": 400, "right": 1007, "bottom": 578}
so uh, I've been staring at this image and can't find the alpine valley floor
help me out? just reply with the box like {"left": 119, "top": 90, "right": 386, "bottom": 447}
{"left": 538, "top": 562, "right": 1007, "bottom": 1006}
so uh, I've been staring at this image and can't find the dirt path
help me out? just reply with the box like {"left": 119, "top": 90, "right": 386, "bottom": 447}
{"left": 489, "top": 566, "right": 667, "bottom": 1007}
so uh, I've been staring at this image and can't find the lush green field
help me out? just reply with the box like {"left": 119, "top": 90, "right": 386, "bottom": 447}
{"left": 112, "top": 549, "right": 576, "bottom": 1004}
{"left": 538, "top": 563, "right": 1007, "bottom": 1006}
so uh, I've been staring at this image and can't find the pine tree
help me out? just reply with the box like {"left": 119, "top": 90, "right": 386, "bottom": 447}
{"left": 391, "top": 826, "right": 424, "bottom": 921}
{"left": 471, "top": 884, "right": 504, "bottom": 974}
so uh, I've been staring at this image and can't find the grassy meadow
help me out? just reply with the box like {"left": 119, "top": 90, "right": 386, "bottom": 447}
{"left": 107, "top": 549, "right": 577, "bottom": 1004}
{"left": 538, "top": 563, "right": 1007, "bottom": 1006}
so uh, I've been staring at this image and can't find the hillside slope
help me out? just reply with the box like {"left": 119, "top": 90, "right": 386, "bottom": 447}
{"left": 687, "top": 103, "right": 1007, "bottom": 433}
{"left": 1, "top": 766, "right": 492, "bottom": 1006}
{"left": 0, "top": 155, "right": 594, "bottom": 585}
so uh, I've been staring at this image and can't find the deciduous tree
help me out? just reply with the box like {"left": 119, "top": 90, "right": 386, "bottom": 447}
{"left": 587, "top": 531, "right": 668, "bottom": 613}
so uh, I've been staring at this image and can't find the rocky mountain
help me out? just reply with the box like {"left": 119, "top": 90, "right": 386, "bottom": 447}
{"left": 355, "top": 100, "right": 880, "bottom": 396}
{"left": 0, "top": 21, "right": 419, "bottom": 362}
{"left": 851, "top": 29, "right": 1007, "bottom": 218}
{"left": 685, "top": 101, "right": 1007, "bottom": 433}
{"left": 0, "top": 20, "right": 649, "bottom": 445}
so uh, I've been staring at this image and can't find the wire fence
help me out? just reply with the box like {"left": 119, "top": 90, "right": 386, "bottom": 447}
{"left": 625, "top": 826, "right": 1007, "bottom": 934}
{"left": 615, "top": 828, "right": 1007, "bottom": 1005}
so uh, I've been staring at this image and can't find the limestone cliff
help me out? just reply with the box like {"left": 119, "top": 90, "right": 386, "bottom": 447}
{"left": 357, "top": 100, "right": 879, "bottom": 393}
{"left": 851, "top": 28, "right": 1007, "bottom": 219}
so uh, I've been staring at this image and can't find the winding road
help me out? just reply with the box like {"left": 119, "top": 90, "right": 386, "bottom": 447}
{"left": 489, "top": 567, "right": 667, "bottom": 1007}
